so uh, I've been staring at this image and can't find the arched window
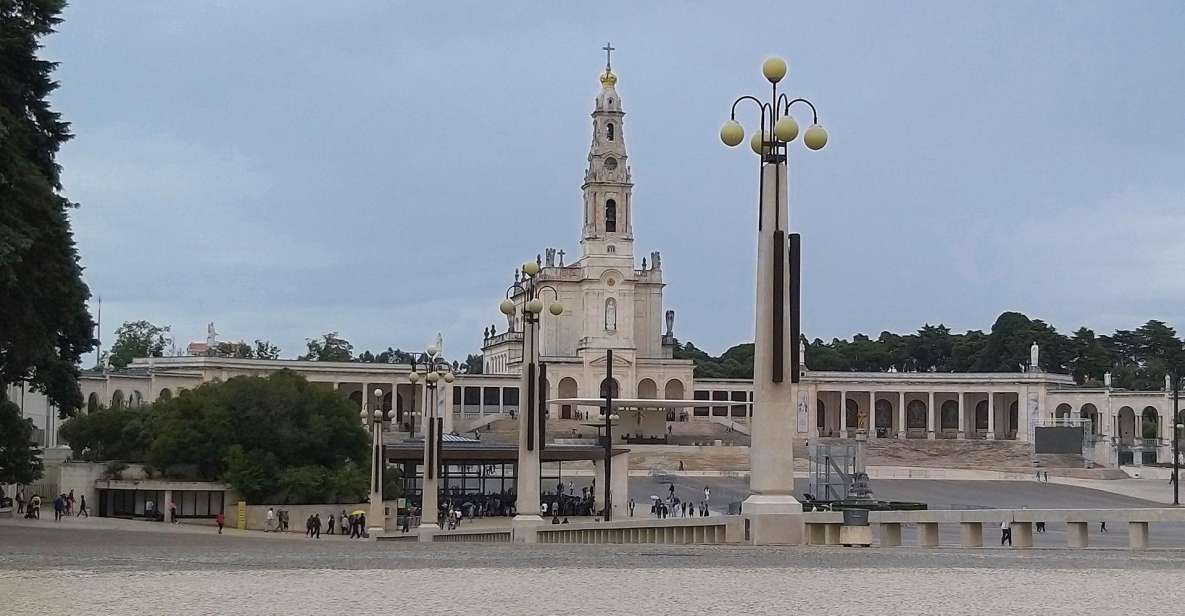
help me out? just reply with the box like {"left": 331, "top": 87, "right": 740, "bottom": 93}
{"left": 604, "top": 297, "right": 617, "bottom": 332}
{"left": 607, "top": 122, "right": 615, "bottom": 141}
{"left": 605, "top": 199, "right": 617, "bottom": 232}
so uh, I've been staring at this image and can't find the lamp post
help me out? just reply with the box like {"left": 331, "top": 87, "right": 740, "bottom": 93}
{"left": 601, "top": 349, "right": 620, "bottom": 521}
{"left": 361, "top": 387, "right": 392, "bottom": 537}
{"left": 499, "top": 258, "right": 562, "bottom": 541}
{"left": 1173, "top": 369, "right": 1180, "bottom": 506}
{"left": 408, "top": 343, "right": 454, "bottom": 540}
{"left": 720, "top": 57, "right": 827, "bottom": 544}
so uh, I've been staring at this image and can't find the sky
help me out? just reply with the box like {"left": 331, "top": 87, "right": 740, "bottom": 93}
{"left": 44, "top": 1, "right": 1185, "bottom": 362}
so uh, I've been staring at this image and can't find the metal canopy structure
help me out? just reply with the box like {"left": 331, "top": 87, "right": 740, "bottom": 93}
{"left": 546, "top": 398, "right": 732, "bottom": 410}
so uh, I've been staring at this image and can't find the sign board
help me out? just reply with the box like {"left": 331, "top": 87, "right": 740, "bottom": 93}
{"left": 1034, "top": 426, "right": 1083, "bottom": 454}
{"left": 236, "top": 500, "right": 247, "bottom": 530}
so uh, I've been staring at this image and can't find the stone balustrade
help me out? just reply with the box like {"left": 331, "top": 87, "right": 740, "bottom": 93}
{"left": 536, "top": 517, "right": 744, "bottom": 545}
{"left": 802, "top": 508, "right": 1185, "bottom": 550}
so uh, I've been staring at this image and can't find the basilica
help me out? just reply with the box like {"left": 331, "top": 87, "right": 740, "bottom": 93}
{"left": 10, "top": 60, "right": 1182, "bottom": 469}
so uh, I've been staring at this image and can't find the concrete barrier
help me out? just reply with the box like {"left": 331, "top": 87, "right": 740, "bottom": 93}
{"left": 802, "top": 508, "right": 1185, "bottom": 550}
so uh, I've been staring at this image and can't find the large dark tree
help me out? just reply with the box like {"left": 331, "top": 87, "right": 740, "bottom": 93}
{"left": 0, "top": 392, "right": 43, "bottom": 484}
{"left": 0, "top": 0, "right": 96, "bottom": 416}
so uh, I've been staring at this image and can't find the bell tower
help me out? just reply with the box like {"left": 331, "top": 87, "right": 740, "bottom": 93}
{"left": 581, "top": 43, "right": 633, "bottom": 259}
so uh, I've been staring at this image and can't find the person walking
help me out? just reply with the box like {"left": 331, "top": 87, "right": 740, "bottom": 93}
{"left": 76, "top": 495, "right": 89, "bottom": 518}
{"left": 169, "top": 499, "right": 178, "bottom": 524}
{"left": 1000, "top": 521, "right": 1012, "bottom": 546}
{"left": 327, "top": 512, "right": 335, "bottom": 535}
{"left": 30, "top": 494, "right": 41, "bottom": 519}
{"left": 53, "top": 493, "right": 65, "bottom": 521}
{"left": 65, "top": 489, "right": 74, "bottom": 515}
{"left": 312, "top": 513, "right": 322, "bottom": 539}
{"left": 1100, "top": 521, "right": 1108, "bottom": 533}
{"left": 15, "top": 489, "right": 25, "bottom": 515}
{"left": 401, "top": 512, "right": 411, "bottom": 534}
{"left": 265, "top": 507, "right": 276, "bottom": 532}
{"left": 216, "top": 511, "right": 225, "bottom": 534}
{"left": 340, "top": 512, "right": 348, "bottom": 536}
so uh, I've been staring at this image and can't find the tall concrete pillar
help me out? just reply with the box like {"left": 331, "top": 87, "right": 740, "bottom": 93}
{"left": 418, "top": 383, "right": 440, "bottom": 542}
{"left": 743, "top": 160, "right": 802, "bottom": 545}
{"left": 513, "top": 316, "right": 543, "bottom": 542}
{"left": 162, "top": 489, "right": 173, "bottom": 523}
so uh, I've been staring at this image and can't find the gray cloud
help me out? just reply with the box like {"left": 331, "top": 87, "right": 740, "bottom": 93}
{"left": 46, "top": 0, "right": 1185, "bottom": 359}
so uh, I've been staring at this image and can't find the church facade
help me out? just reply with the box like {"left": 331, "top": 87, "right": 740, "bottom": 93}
{"left": 479, "top": 61, "right": 695, "bottom": 421}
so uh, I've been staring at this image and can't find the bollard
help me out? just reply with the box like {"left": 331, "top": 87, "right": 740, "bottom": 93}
{"left": 879, "top": 522, "right": 903, "bottom": 547}
{"left": 959, "top": 522, "right": 983, "bottom": 547}
{"left": 1011, "top": 522, "right": 1033, "bottom": 548}
{"left": 918, "top": 522, "right": 940, "bottom": 547}
{"left": 1128, "top": 521, "right": 1149, "bottom": 550}
{"left": 1067, "top": 522, "right": 1089, "bottom": 548}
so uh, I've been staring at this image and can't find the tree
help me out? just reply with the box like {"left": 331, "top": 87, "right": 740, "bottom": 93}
{"left": 0, "top": 393, "right": 44, "bottom": 485}
{"left": 0, "top": 0, "right": 96, "bottom": 417}
{"left": 108, "top": 320, "right": 170, "bottom": 369}
{"left": 464, "top": 353, "right": 484, "bottom": 374}
{"left": 1068, "top": 327, "right": 1110, "bottom": 385}
{"left": 59, "top": 406, "right": 152, "bottom": 461}
{"left": 147, "top": 370, "right": 368, "bottom": 500}
{"left": 215, "top": 341, "right": 253, "bottom": 358}
{"left": 253, "top": 339, "right": 281, "bottom": 360}
{"left": 300, "top": 332, "right": 353, "bottom": 362}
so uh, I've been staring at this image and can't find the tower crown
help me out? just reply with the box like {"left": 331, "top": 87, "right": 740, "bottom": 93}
{"left": 581, "top": 48, "right": 633, "bottom": 259}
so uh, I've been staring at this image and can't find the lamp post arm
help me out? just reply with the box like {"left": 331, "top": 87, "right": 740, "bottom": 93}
{"left": 778, "top": 96, "right": 819, "bottom": 125}
{"left": 729, "top": 95, "right": 767, "bottom": 119}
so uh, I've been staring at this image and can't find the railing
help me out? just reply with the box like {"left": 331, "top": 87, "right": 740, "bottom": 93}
{"left": 535, "top": 517, "right": 743, "bottom": 545}
{"left": 432, "top": 529, "right": 512, "bottom": 543}
{"left": 802, "top": 508, "right": 1185, "bottom": 550}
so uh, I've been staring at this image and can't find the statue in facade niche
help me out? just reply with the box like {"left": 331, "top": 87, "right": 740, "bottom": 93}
{"left": 665, "top": 309, "right": 675, "bottom": 337}
{"left": 651, "top": 251, "right": 661, "bottom": 269}
{"left": 641, "top": 257, "right": 647, "bottom": 270}
{"left": 1030, "top": 341, "right": 1039, "bottom": 369}
{"left": 490, "top": 324, "right": 497, "bottom": 337}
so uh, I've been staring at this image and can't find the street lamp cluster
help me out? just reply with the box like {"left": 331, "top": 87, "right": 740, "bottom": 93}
{"left": 407, "top": 343, "right": 455, "bottom": 536}
{"left": 720, "top": 57, "right": 828, "bottom": 156}
{"left": 500, "top": 259, "right": 562, "bottom": 533}
{"left": 361, "top": 387, "right": 392, "bottom": 536}
{"left": 719, "top": 57, "right": 827, "bottom": 543}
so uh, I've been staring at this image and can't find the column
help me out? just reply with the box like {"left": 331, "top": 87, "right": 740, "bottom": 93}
{"left": 869, "top": 391, "right": 877, "bottom": 438}
{"left": 742, "top": 155, "right": 802, "bottom": 546}
{"left": 442, "top": 380, "right": 454, "bottom": 433}
{"left": 513, "top": 316, "right": 543, "bottom": 541}
{"left": 368, "top": 397, "right": 385, "bottom": 537}
{"left": 162, "top": 489, "right": 173, "bottom": 523}
{"left": 927, "top": 391, "right": 935, "bottom": 439}
{"left": 987, "top": 392, "right": 995, "bottom": 440}
{"left": 898, "top": 391, "right": 906, "bottom": 439}
{"left": 839, "top": 390, "right": 847, "bottom": 436}
{"left": 418, "top": 383, "right": 439, "bottom": 542}
{"left": 957, "top": 391, "right": 966, "bottom": 439}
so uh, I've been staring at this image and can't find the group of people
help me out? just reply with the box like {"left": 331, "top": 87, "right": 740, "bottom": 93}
{"left": 8, "top": 488, "right": 88, "bottom": 520}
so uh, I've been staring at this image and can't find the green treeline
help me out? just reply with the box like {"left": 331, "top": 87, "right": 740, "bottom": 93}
{"left": 675, "top": 311, "right": 1183, "bottom": 391}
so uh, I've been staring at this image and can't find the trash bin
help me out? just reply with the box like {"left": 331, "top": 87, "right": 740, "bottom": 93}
{"left": 842, "top": 508, "right": 869, "bottom": 526}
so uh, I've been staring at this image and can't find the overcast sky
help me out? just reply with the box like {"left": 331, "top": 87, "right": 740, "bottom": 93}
{"left": 46, "top": 1, "right": 1185, "bottom": 362}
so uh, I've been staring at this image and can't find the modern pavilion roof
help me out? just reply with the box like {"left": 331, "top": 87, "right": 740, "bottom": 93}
{"left": 381, "top": 433, "right": 625, "bottom": 462}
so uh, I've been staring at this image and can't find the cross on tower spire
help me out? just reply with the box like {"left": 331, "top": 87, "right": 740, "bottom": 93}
{"left": 602, "top": 41, "right": 615, "bottom": 71}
